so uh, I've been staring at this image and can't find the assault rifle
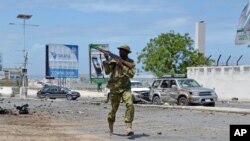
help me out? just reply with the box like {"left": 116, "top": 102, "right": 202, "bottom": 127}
{"left": 92, "top": 46, "right": 135, "bottom": 69}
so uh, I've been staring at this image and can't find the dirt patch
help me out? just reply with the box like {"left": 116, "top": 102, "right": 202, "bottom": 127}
{"left": 0, "top": 113, "right": 108, "bottom": 141}
{"left": 0, "top": 107, "right": 108, "bottom": 141}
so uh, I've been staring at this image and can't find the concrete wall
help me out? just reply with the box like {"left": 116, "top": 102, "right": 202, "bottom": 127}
{"left": 187, "top": 65, "right": 250, "bottom": 101}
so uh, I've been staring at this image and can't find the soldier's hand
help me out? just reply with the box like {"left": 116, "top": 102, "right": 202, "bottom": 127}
{"left": 116, "top": 59, "right": 123, "bottom": 67}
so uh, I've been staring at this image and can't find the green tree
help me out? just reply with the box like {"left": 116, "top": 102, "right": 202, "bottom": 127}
{"left": 137, "top": 31, "right": 213, "bottom": 77}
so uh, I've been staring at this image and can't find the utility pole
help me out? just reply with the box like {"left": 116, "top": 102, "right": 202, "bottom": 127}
{"left": 10, "top": 14, "right": 38, "bottom": 99}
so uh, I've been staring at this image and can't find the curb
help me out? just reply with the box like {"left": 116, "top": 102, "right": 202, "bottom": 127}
{"left": 135, "top": 104, "right": 250, "bottom": 114}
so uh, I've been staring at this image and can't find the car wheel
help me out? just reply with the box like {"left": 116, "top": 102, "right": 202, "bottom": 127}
{"left": 66, "top": 95, "right": 72, "bottom": 100}
{"left": 178, "top": 96, "right": 189, "bottom": 106}
{"left": 152, "top": 96, "right": 161, "bottom": 105}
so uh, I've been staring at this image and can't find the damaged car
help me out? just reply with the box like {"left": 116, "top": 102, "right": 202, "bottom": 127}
{"left": 149, "top": 76, "right": 218, "bottom": 106}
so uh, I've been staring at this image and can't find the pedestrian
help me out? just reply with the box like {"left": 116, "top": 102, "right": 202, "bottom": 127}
{"left": 102, "top": 45, "right": 135, "bottom": 136}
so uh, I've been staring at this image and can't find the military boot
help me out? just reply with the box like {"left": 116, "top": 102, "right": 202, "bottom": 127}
{"left": 126, "top": 123, "right": 134, "bottom": 136}
{"left": 108, "top": 121, "right": 114, "bottom": 134}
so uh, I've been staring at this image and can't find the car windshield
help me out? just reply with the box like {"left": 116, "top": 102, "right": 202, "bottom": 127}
{"left": 178, "top": 79, "right": 201, "bottom": 88}
{"left": 131, "top": 82, "right": 143, "bottom": 88}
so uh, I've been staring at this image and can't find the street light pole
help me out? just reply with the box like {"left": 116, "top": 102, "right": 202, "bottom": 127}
{"left": 10, "top": 14, "right": 38, "bottom": 99}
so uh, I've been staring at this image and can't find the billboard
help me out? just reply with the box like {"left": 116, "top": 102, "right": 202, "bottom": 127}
{"left": 89, "top": 44, "right": 109, "bottom": 84}
{"left": 235, "top": 2, "right": 250, "bottom": 45}
{"left": 46, "top": 44, "right": 78, "bottom": 78}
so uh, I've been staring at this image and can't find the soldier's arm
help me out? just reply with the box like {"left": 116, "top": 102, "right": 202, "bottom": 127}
{"left": 103, "top": 61, "right": 111, "bottom": 75}
{"left": 121, "top": 62, "right": 135, "bottom": 78}
{"left": 121, "top": 60, "right": 135, "bottom": 69}
{"left": 103, "top": 59, "right": 116, "bottom": 75}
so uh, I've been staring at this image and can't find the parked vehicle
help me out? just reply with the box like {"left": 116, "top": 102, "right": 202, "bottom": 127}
{"left": 149, "top": 76, "right": 218, "bottom": 106}
{"left": 104, "top": 80, "right": 150, "bottom": 103}
{"left": 37, "top": 85, "right": 80, "bottom": 100}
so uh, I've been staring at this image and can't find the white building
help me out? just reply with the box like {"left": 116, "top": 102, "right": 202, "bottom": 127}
{"left": 0, "top": 67, "right": 21, "bottom": 80}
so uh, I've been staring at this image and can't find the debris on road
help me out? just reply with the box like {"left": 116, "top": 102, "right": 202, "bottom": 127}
{"left": 15, "top": 104, "right": 29, "bottom": 114}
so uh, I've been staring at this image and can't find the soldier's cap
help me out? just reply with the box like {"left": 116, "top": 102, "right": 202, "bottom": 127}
{"left": 117, "top": 45, "right": 131, "bottom": 53}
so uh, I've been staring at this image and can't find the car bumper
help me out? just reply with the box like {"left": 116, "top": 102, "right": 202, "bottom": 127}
{"left": 133, "top": 92, "right": 150, "bottom": 102}
{"left": 189, "top": 96, "right": 217, "bottom": 104}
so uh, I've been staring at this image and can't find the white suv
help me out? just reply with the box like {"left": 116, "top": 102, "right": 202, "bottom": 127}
{"left": 104, "top": 80, "right": 150, "bottom": 103}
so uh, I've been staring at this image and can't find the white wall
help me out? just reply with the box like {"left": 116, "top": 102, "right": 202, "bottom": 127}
{"left": 187, "top": 65, "right": 250, "bottom": 101}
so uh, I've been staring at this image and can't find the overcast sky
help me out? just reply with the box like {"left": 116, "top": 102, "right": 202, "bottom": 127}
{"left": 0, "top": 0, "right": 249, "bottom": 76}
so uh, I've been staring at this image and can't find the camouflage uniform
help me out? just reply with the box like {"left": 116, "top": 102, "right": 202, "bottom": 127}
{"left": 103, "top": 47, "right": 135, "bottom": 133}
{"left": 103, "top": 58, "right": 135, "bottom": 124}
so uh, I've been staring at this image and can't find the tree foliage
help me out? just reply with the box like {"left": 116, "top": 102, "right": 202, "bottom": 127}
{"left": 137, "top": 31, "right": 213, "bottom": 77}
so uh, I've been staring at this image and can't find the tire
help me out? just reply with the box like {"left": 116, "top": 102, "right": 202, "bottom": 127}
{"left": 152, "top": 96, "right": 161, "bottom": 105}
{"left": 66, "top": 95, "right": 72, "bottom": 100}
{"left": 178, "top": 96, "right": 189, "bottom": 106}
